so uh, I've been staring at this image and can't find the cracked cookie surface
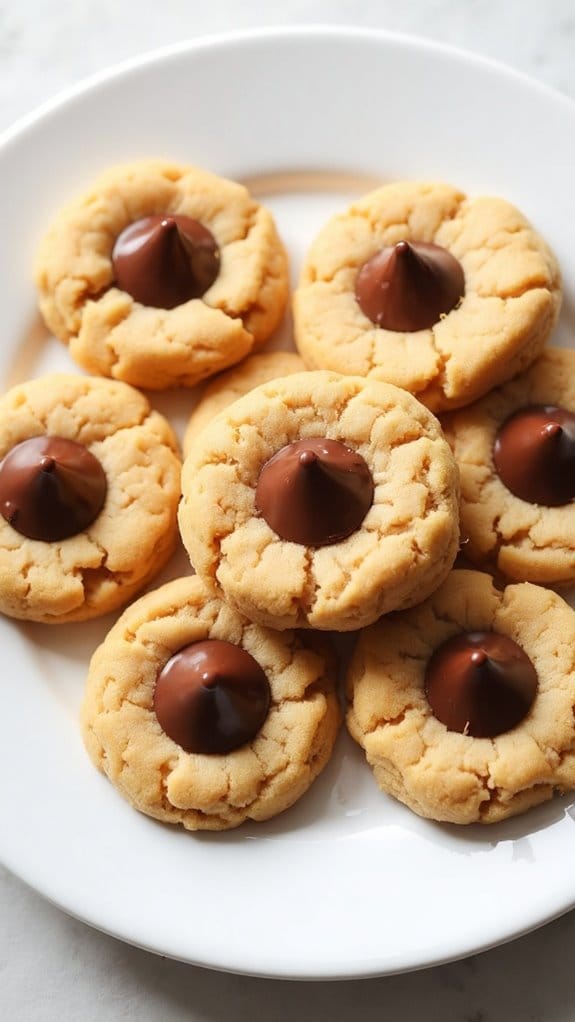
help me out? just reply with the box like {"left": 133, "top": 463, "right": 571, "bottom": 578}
{"left": 443, "top": 348, "right": 575, "bottom": 584}
{"left": 35, "top": 160, "right": 289, "bottom": 389}
{"left": 293, "top": 181, "right": 561, "bottom": 412}
{"left": 178, "top": 370, "right": 460, "bottom": 631}
{"left": 346, "top": 570, "right": 575, "bottom": 824}
{"left": 183, "top": 350, "right": 305, "bottom": 455}
{"left": 81, "top": 575, "right": 340, "bottom": 830}
{"left": 0, "top": 373, "right": 180, "bottom": 622}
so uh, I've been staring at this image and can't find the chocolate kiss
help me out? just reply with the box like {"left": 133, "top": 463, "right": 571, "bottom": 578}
{"left": 255, "top": 437, "right": 374, "bottom": 547}
{"left": 112, "top": 214, "right": 220, "bottom": 309}
{"left": 355, "top": 240, "right": 465, "bottom": 332}
{"left": 493, "top": 404, "right": 575, "bottom": 506}
{"left": 0, "top": 436, "right": 107, "bottom": 542}
{"left": 424, "top": 631, "right": 538, "bottom": 738}
{"left": 154, "top": 639, "right": 271, "bottom": 755}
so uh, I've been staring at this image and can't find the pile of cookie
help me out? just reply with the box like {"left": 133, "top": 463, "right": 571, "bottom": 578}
{"left": 5, "top": 160, "right": 575, "bottom": 830}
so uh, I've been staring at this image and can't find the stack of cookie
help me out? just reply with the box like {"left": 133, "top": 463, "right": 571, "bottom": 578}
{"left": 5, "top": 160, "right": 574, "bottom": 830}
{"left": 290, "top": 179, "right": 575, "bottom": 825}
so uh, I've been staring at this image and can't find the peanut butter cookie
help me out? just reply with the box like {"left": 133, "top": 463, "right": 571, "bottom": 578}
{"left": 35, "top": 160, "right": 289, "bottom": 389}
{"left": 346, "top": 570, "right": 575, "bottom": 824}
{"left": 443, "top": 347, "right": 575, "bottom": 584}
{"left": 178, "top": 370, "right": 460, "bottom": 631}
{"left": 0, "top": 373, "right": 180, "bottom": 622}
{"left": 293, "top": 181, "right": 561, "bottom": 411}
{"left": 81, "top": 575, "right": 340, "bottom": 830}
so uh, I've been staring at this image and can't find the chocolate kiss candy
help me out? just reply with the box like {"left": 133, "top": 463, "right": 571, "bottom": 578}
{"left": 0, "top": 436, "right": 107, "bottom": 542}
{"left": 493, "top": 404, "right": 575, "bottom": 506}
{"left": 255, "top": 437, "right": 374, "bottom": 547}
{"left": 424, "top": 631, "right": 537, "bottom": 738}
{"left": 112, "top": 214, "right": 220, "bottom": 309}
{"left": 154, "top": 639, "right": 271, "bottom": 755}
{"left": 355, "top": 240, "right": 465, "bottom": 332}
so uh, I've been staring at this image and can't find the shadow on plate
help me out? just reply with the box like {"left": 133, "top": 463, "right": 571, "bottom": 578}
{"left": 5, "top": 311, "right": 52, "bottom": 387}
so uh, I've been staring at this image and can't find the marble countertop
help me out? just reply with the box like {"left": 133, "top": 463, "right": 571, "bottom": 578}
{"left": 2, "top": 3, "right": 575, "bottom": 1020}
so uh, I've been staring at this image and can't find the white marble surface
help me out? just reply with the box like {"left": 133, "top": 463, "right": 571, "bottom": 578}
{"left": 2, "top": 2, "right": 575, "bottom": 1019}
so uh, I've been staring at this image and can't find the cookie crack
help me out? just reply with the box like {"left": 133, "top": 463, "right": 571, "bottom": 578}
{"left": 300, "top": 545, "right": 317, "bottom": 621}
{"left": 363, "top": 708, "right": 411, "bottom": 734}
{"left": 122, "top": 600, "right": 221, "bottom": 650}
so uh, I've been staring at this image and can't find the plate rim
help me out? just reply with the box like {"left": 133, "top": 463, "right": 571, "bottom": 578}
{"left": 2, "top": 23, "right": 575, "bottom": 149}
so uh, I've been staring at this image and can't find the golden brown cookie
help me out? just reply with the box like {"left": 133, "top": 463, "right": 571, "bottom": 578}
{"left": 443, "top": 347, "right": 575, "bottom": 584}
{"left": 35, "top": 160, "right": 289, "bottom": 390}
{"left": 293, "top": 181, "right": 561, "bottom": 412}
{"left": 346, "top": 570, "right": 575, "bottom": 824}
{"left": 178, "top": 370, "right": 460, "bottom": 632}
{"left": 0, "top": 374, "right": 180, "bottom": 623}
{"left": 183, "top": 350, "right": 305, "bottom": 455}
{"left": 81, "top": 575, "right": 340, "bottom": 831}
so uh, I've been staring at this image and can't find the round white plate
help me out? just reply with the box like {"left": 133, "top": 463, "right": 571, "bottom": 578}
{"left": 2, "top": 26, "right": 575, "bottom": 981}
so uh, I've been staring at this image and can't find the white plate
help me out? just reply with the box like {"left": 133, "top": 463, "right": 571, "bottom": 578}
{"left": 2, "top": 26, "right": 575, "bottom": 981}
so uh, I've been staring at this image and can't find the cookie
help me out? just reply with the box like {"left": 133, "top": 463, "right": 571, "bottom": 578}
{"left": 183, "top": 350, "right": 305, "bottom": 455}
{"left": 0, "top": 373, "right": 180, "bottom": 623}
{"left": 81, "top": 575, "right": 340, "bottom": 831}
{"left": 35, "top": 160, "right": 289, "bottom": 390}
{"left": 293, "top": 181, "right": 561, "bottom": 412}
{"left": 346, "top": 570, "right": 575, "bottom": 824}
{"left": 443, "top": 347, "right": 575, "bottom": 584}
{"left": 178, "top": 370, "right": 460, "bottom": 632}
